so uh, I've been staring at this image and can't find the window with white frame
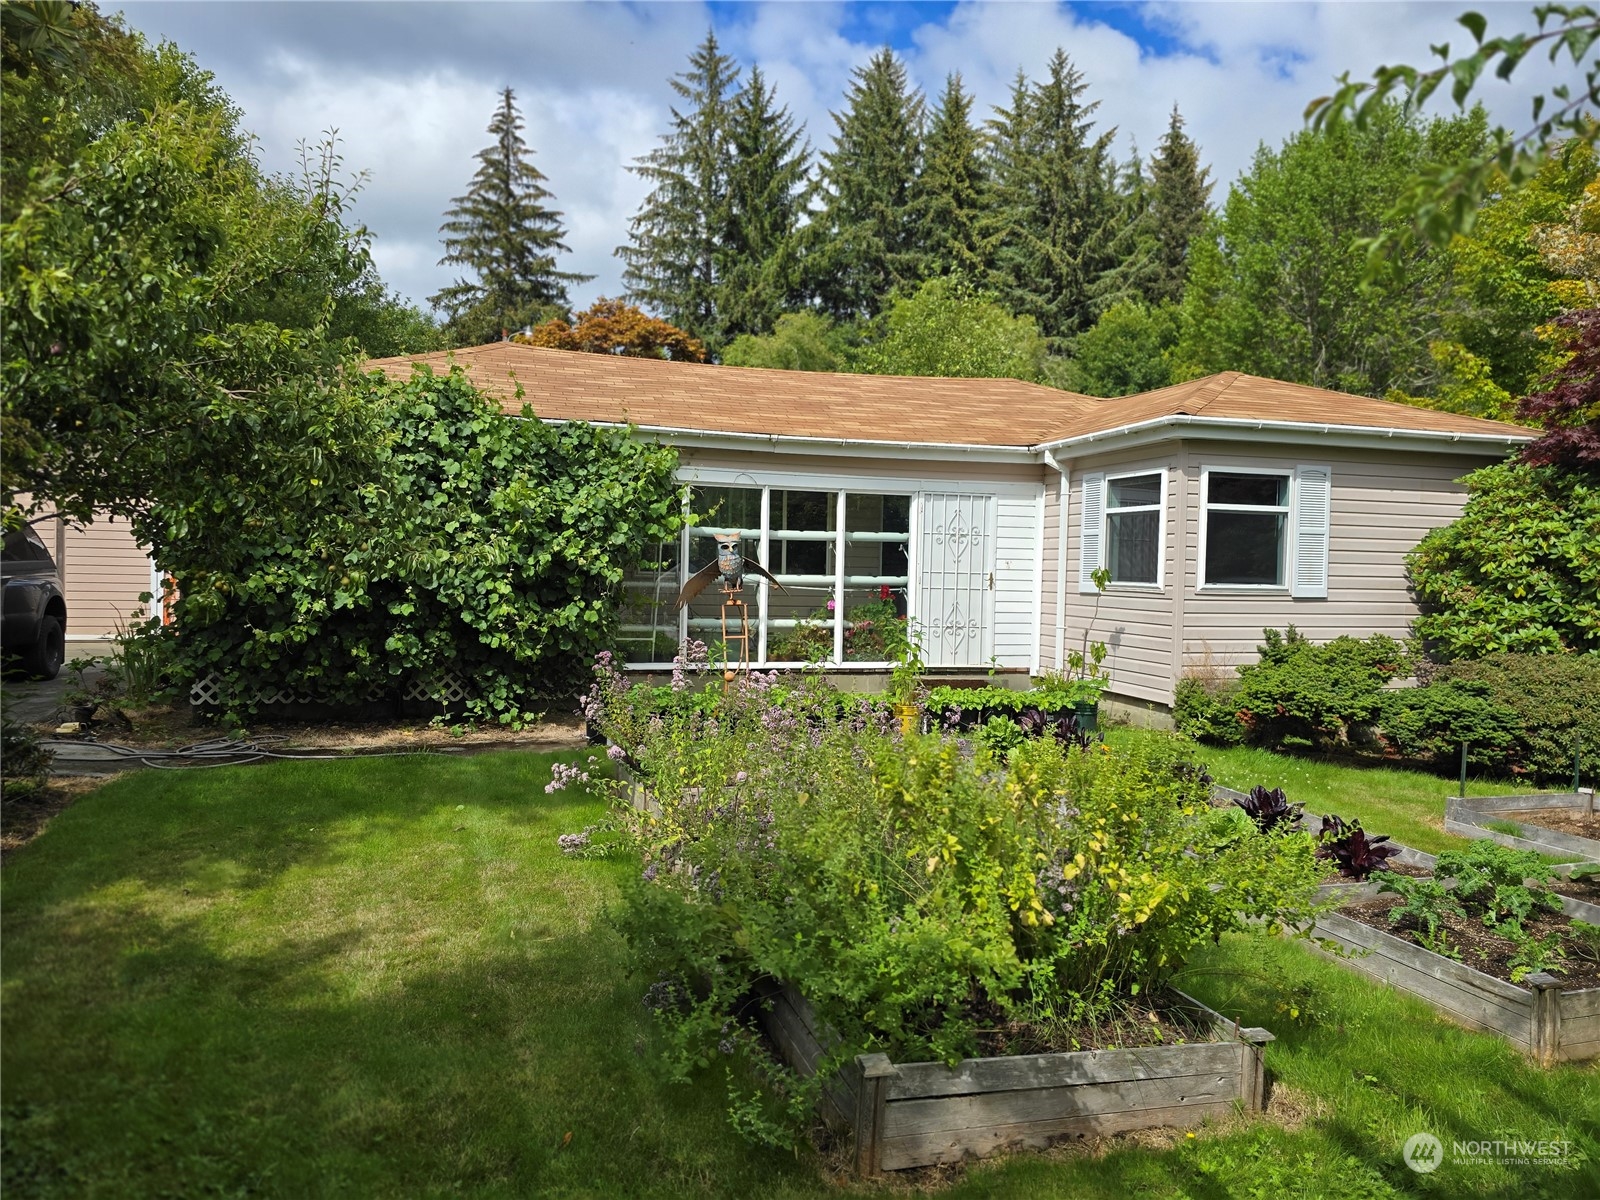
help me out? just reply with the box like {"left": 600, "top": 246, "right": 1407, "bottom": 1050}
{"left": 623, "top": 483, "right": 914, "bottom": 668}
{"left": 1200, "top": 465, "right": 1331, "bottom": 596}
{"left": 1080, "top": 470, "right": 1164, "bottom": 589}
{"left": 1104, "top": 472, "right": 1163, "bottom": 585}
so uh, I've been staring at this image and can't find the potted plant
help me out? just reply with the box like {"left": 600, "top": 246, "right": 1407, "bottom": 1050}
{"left": 885, "top": 621, "right": 925, "bottom": 735}
{"left": 1065, "top": 567, "right": 1112, "bottom": 732}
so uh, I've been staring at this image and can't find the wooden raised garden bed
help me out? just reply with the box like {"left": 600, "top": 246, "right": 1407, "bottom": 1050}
{"left": 758, "top": 981, "right": 1273, "bottom": 1174}
{"left": 1445, "top": 792, "right": 1600, "bottom": 863}
{"left": 1312, "top": 910, "right": 1600, "bottom": 1064}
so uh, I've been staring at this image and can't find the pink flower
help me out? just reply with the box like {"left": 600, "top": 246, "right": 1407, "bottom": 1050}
{"left": 826, "top": 599, "right": 836, "bottom": 612}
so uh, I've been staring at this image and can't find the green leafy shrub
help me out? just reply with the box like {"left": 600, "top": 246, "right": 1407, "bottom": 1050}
{"left": 0, "top": 716, "right": 52, "bottom": 800}
{"left": 158, "top": 367, "right": 685, "bottom": 723}
{"left": 1233, "top": 627, "right": 1409, "bottom": 748}
{"left": 1423, "top": 654, "right": 1600, "bottom": 783}
{"left": 1408, "top": 463, "right": 1600, "bottom": 659}
{"left": 582, "top": 656, "right": 1324, "bottom": 1143}
{"left": 1173, "top": 677, "right": 1246, "bottom": 745}
{"left": 1376, "top": 678, "right": 1518, "bottom": 771}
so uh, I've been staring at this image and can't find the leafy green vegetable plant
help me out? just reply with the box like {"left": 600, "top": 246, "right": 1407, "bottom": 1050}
{"left": 1377, "top": 872, "right": 1465, "bottom": 957}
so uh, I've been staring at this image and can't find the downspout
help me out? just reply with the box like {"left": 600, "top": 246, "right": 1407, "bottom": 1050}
{"left": 1043, "top": 449, "right": 1069, "bottom": 672}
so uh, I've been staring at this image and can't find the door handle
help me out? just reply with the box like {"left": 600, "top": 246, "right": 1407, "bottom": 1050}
{"left": 987, "top": 571, "right": 994, "bottom": 590}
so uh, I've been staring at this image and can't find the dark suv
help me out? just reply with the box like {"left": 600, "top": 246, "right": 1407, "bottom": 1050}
{"left": 2, "top": 523, "right": 67, "bottom": 680}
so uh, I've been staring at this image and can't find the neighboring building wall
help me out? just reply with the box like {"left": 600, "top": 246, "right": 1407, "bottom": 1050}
{"left": 1059, "top": 446, "right": 1181, "bottom": 706}
{"left": 1176, "top": 442, "right": 1494, "bottom": 675}
{"left": 60, "top": 515, "right": 153, "bottom": 641}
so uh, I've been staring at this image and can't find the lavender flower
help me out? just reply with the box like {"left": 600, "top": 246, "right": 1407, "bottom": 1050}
{"left": 607, "top": 743, "right": 627, "bottom": 762}
{"left": 557, "top": 831, "right": 591, "bottom": 854}
{"left": 545, "top": 761, "right": 592, "bottom": 794}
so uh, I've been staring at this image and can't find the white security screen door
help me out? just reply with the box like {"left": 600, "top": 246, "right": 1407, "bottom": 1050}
{"left": 916, "top": 493, "right": 996, "bottom": 667}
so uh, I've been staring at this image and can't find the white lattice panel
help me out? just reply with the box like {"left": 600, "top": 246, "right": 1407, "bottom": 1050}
{"left": 401, "top": 670, "right": 472, "bottom": 704}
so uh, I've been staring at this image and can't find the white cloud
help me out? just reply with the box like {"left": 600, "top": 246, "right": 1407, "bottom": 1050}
{"left": 113, "top": 1, "right": 1585, "bottom": 315}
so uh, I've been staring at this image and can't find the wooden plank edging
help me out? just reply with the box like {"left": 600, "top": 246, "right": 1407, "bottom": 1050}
{"left": 757, "top": 979, "right": 1273, "bottom": 1174}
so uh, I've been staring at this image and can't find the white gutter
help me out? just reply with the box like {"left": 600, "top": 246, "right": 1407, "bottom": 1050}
{"left": 1042, "top": 449, "right": 1069, "bottom": 673}
{"left": 532, "top": 417, "right": 1034, "bottom": 464}
{"left": 1033, "top": 413, "right": 1531, "bottom": 457}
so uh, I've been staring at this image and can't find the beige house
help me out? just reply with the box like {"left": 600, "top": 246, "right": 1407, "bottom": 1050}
{"left": 371, "top": 345, "right": 1531, "bottom": 717}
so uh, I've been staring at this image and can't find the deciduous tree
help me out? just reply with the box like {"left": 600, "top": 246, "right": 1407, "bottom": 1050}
{"left": 1173, "top": 104, "right": 1487, "bottom": 396}
{"left": 519, "top": 299, "right": 707, "bottom": 362}
{"left": 857, "top": 277, "right": 1045, "bottom": 381}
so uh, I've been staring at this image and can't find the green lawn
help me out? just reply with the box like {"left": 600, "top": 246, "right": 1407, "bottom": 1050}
{"left": 3, "top": 751, "right": 1596, "bottom": 1198}
{"left": 1108, "top": 728, "right": 1546, "bottom": 855}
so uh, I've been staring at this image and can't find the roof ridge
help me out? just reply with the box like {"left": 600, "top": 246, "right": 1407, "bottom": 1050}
{"left": 1185, "top": 371, "right": 1243, "bottom": 414}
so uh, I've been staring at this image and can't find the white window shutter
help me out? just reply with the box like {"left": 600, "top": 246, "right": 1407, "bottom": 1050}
{"left": 1291, "top": 465, "right": 1331, "bottom": 598}
{"left": 1078, "top": 473, "right": 1106, "bottom": 592}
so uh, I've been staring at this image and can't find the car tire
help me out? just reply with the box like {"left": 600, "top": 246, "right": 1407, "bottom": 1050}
{"left": 21, "top": 615, "right": 64, "bottom": 681}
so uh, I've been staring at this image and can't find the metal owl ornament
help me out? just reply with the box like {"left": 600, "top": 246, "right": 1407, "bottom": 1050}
{"left": 675, "top": 532, "right": 785, "bottom": 609}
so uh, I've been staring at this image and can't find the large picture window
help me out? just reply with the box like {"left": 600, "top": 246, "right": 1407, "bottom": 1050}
{"left": 1202, "top": 470, "right": 1289, "bottom": 587}
{"left": 624, "top": 483, "right": 915, "bottom": 668}
{"left": 1105, "top": 471, "right": 1162, "bottom": 585}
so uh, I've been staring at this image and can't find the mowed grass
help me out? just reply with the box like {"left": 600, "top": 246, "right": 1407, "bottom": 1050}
{"left": 1108, "top": 728, "right": 1545, "bottom": 855}
{"left": 3, "top": 750, "right": 1597, "bottom": 1198}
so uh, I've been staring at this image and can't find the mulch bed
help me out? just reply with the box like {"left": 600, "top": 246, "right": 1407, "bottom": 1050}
{"left": 1495, "top": 808, "right": 1600, "bottom": 841}
{"left": 1338, "top": 895, "right": 1600, "bottom": 991}
{"left": 1320, "top": 862, "right": 1430, "bottom": 884}
{"left": 0, "top": 775, "right": 111, "bottom": 862}
{"left": 1553, "top": 874, "right": 1600, "bottom": 905}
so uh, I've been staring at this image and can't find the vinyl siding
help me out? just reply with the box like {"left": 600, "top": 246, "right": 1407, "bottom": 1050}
{"left": 1038, "top": 474, "right": 1062, "bottom": 671}
{"left": 1060, "top": 448, "right": 1180, "bottom": 706}
{"left": 994, "top": 492, "right": 1042, "bottom": 667}
{"left": 1177, "top": 443, "right": 1492, "bottom": 673}
{"left": 60, "top": 515, "right": 152, "bottom": 639}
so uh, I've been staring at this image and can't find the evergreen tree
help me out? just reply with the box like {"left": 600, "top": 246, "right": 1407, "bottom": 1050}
{"left": 617, "top": 31, "right": 740, "bottom": 346}
{"left": 983, "top": 51, "right": 1121, "bottom": 345}
{"left": 809, "top": 48, "right": 924, "bottom": 322}
{"left": 909, "top": 73, "right": 988, "bottom": 280}
{"left": 717, "top": 66, "right": 812, "bottom": 341}
{"left": 1143, "top": 107, "right": 1213, "bottom": 306}
{"left": 430, "top": 88, "right": 588, "bottom": 344}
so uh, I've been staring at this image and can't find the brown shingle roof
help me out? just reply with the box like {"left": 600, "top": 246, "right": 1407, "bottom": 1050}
{"left": 365, "top": 344, "right": 1531, "bottom": 449}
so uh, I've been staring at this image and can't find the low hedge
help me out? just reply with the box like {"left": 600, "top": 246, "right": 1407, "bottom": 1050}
{"left": 1179, "top": 629, "right": 1600, "bottom": 785}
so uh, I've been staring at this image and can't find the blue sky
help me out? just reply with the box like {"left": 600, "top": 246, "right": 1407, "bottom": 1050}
{"left": 115, "top": 2, "right": 1570, "bottom": 314}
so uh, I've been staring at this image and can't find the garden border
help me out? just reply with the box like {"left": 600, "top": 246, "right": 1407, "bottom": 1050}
{"left": 1445, "top": 792, "right": 1600, "bottom": 863}
{"left": 1310, "top": 910, "right": 1600, "bottom": 1064}
{"left": 757, "top": 981, "right": 1274, "bottom": 1174}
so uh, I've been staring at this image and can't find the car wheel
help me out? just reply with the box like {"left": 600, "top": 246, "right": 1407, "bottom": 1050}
{"left": 22, "top": 615, "right": 64, "bottom": 681}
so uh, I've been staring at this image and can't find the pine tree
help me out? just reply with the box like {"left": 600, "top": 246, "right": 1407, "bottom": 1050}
{"left": 617, "top": 31, "right": 740, "bottom": 346}
{"left": 716, "top": 65, "right": 812, "bottom": 340}
{"left": 1143, "top": 106, "right": 1212, "bottom": 305}
{"left": 909, "top": 73, "right": 988, "bottom": 281}
{"left": 983, "top": 51, "right": 1121, "bottom": 345}
{"left": 809, "top": 48, "right": 924, "bottom": 322}
{"left": 430, "top": 88, "right": 588, "bottom": 344}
